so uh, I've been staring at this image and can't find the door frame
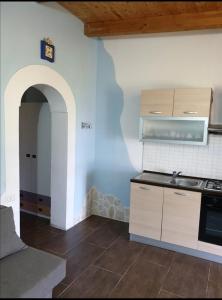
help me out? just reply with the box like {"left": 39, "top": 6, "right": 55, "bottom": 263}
{"left": 2, "top": 65, "right": 76, "bottom": 234}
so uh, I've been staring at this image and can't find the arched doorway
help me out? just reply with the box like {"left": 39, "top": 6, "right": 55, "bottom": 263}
{"left": 3, "top": 65, "right": 76, "bottom": 234}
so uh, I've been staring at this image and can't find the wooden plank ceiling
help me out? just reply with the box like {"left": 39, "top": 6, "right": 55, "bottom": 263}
{"left": 58, "top": 1, "right": 222, "bottom": 37}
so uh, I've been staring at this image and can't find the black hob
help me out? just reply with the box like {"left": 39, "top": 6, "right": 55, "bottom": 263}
{"left": 204, "top": 180, "right": 222, "bottom": 191}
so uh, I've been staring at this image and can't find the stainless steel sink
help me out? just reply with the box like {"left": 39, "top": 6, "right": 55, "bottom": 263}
{"left": 134, "top": 172, "right": 203, "bottom": 189}
{"left": 169, "top": 178, "right": 203, "bottom": 188}
{"left": 134, "top": 173, "right": 172, "bottom": 183}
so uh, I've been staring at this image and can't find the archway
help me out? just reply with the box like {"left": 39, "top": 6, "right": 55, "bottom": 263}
{"left": 3, "top": 65, "right": 76, "bottom": 234}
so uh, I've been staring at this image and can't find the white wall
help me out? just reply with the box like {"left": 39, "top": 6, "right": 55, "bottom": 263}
{"left": 103, "top": 32, "right": 222, "bottom": 146}
{"left": 103, "top": 30, "right": 222, "bottom": 122}
{"left": 94, "top": 31, "right": 222, "bottom": 209}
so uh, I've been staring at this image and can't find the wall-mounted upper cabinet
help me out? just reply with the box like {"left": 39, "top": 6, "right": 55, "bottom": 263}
{"left": 141, "top": 89, "right": 174, "bottom": 117}
{"left": 173, "top": 88, "right": 212, "bottom": 117}
{"left": 141, "top": 88, "right": 212, "bottom": 118}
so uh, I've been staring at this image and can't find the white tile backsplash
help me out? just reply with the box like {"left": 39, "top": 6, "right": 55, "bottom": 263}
{"left": 143, "top": 135, "right": 222, "bottom": 180}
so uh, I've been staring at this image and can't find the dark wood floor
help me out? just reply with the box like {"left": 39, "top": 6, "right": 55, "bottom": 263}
{"left": 20, "top": 212, "right": 222, "bottom": 298}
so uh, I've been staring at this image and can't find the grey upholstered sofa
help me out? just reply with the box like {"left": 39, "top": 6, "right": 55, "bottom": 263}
{"left": 0, "top": 205, "right": 66, "bottom": 298}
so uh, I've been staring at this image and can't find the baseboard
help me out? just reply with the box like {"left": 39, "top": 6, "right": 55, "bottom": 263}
{"left": 130, "top": 234, "right": 222, "bottom": 264}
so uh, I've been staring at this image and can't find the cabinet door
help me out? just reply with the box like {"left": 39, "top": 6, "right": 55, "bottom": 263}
{"left": 161, "top": 188, "right": 201, "bottom": 249}
{"left": 197, "top": 241, "right": 222, "bottom": 257}
{"left": 173, "top": 88, "right": 212, "bottom": 117}
{"left": 141, "top": 89, "right": 174, "bottom": 116}
{"left": 129, "top": 183, "right": 164, "bottom": 240}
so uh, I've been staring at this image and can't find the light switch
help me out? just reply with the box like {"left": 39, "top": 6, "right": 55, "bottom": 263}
{"left": 81, "top": 122, "right": 92, "bottom": 129}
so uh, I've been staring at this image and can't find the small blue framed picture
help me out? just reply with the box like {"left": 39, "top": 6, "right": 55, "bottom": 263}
{"left": 40, "top": 40, "right": 55, "bottom": 63}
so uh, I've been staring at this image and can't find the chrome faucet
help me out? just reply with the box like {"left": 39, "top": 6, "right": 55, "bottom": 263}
{"left": 171, "top": 171, "right": 182, "bottom": 183}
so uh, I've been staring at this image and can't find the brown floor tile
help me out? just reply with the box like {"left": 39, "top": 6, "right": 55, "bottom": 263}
{"left": 108, "top": 219, "right": 129, "bottom": 237}
{"left": 60, "top": 265, "right": 121, "bottom": 298}
{"left": 21, "top": 227, "right": 61, "bottom": 248}
{"left": 61, "top": 241, "right": 105, "bottom": 285}
{"left": 138, "top": 244, "right": 175, "bottom": 268}
{"left": 58, "top": 283, "right": 82, "bottom": 298}
{"left": 42, "top": 223, "right": 65, "bottom": 235}
{"left": 93, "top": 236, "right": 144, "bottom": 275}
{"left": 157, "top": 289, "right": 181, "bottom": 298}
{"left": 162, "top": 252, "right": 210, "bottom": 298}
{"left": 39, "top": 222, "right": 96, "bottom": 255}
{"left": 20, "top": 214, "right": 47, "bottom": 233}
{"left": 110, "top": 257, "right": 168, "bottom": 298}
{"left": 209, "top": 262, "right": 222, "bottom": 282}
{"left": 84, "top": 220, "right": 128, "bottom": 249}
{"left": 207, "top": 262, "right": 222, "bottom": 298}
{"left": 207, "top": 280, "right": 222, "bottom": 298}
{"left": 20, "top": 213, "right": 222, "bottom": 299}
{"left": 53, "top": 283, "right": 68, "bottom": 298}
{"left": 80, "top": 215, "right": 111, "bottom": 231}
{"left": 20, "top": 212, "right": 64, "bottom": 236}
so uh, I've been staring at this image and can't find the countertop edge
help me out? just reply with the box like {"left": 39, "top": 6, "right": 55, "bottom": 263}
{"left": 130, "top": 170, "right": 222, "bottom": 195}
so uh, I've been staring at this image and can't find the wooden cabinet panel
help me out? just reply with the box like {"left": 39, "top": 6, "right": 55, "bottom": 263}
{"left": 173, "top": 88, "right": 212, "bottom": 117}
{"left": 197, "top": 241, "right": 222, "bottom": 257}
{"left": 129, "top": 183, "right": 164, "bottom": 240}
{"left": 20, "top": 200, "right": 38, "bottom": 214}
{"left": 161, "top": 187, "right": 201, "bottom": 249}
{"left": 141, "top": 89, "right": 174, "bottom": 116}
{"left": 37, "top": 204, "right": 50, "bottom": 217}
{"left": 20, "top": 190, "right": 51, "bottom": 217}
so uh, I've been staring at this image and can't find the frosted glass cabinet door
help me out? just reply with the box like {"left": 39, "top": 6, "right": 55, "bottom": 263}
{"left": 140, "top": 117, "right": 208, "bottom": 145}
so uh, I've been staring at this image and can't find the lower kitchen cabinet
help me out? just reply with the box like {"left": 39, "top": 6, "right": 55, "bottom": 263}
{"left": 161, "top": 188, "right": 201, "bottom": 249}
{"left": 129, "top": 183, "right": 164, "bottom": 240}
{"left": 129, "top": 183, "right": 202, "bottom": 250}
{"left": 197, "top": 241, "right": 222, "bottom": 256}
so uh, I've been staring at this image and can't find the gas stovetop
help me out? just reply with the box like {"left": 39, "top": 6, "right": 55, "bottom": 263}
{"left": 204, "top": 180, "right": 222, "bottom": 191}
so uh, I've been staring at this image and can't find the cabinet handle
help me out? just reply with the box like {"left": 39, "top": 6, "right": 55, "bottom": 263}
{"left": 174, "top": 192, "right": 186, "bottom": 196}
{"left": 149, "top": 111, "right": 163, "bottom": 114}
{"left": 139, "top": 186, "right": 150, "bottom": 191}
{"left": 183, "top": 111, "right": 198, "bottom": 114}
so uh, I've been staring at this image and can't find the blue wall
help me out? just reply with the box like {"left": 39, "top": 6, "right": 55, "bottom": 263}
{"left": 94, "top": 42, "right": 138, "bottom": 206}
{"left": 1, "top": 2, "right": 139, "bottom": 214}
{"left": 0, "top": 2, "right": 98, "bottom": 215}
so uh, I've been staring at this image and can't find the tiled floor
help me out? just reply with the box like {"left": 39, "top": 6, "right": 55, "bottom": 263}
{"left": 20, "top": 212, "right": 222, "bottom": 298}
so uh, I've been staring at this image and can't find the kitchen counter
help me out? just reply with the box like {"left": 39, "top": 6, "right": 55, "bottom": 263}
{"left": 130, "top": 170, "right": 222, "bottom": 262}
{"left": 131, "top": 170, "right": 222, "bottom": 195}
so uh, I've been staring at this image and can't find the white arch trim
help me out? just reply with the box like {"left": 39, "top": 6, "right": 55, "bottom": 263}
{"left": 3, "top": 65, "right": 76, "bottom": 234}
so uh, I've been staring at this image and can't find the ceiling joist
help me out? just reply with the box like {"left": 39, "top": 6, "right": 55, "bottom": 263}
{"left": 84, "top": 10, "right": 222, "bottom": 37}
{"left": 57, "top": 2, "right": 222, "bottom": 37}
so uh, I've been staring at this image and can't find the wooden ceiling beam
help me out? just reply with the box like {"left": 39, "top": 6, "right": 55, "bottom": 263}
{"left": 84, "top": 10, "right": 222, "bottom": 37}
